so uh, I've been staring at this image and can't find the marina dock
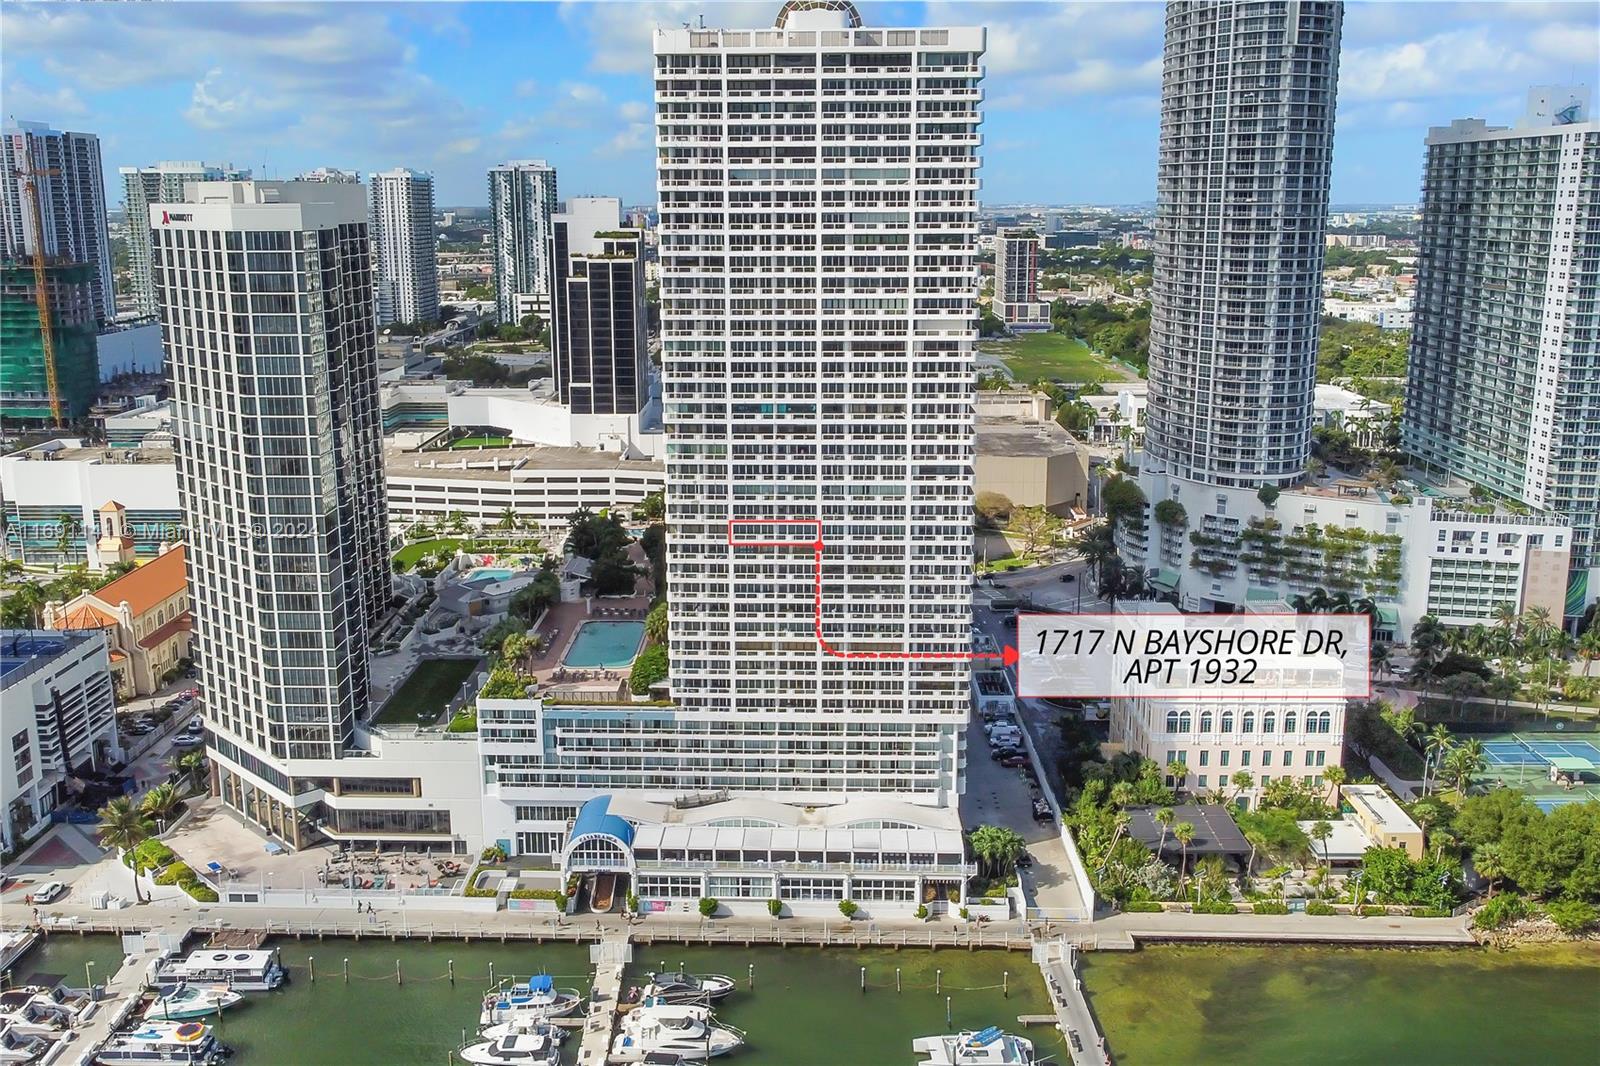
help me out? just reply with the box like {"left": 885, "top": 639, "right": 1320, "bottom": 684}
{"left": 575, "top": 932, "right": 630, "bottom": 1066}
{"left": 48, "top": 938, "right": 162, "bottom": 1066}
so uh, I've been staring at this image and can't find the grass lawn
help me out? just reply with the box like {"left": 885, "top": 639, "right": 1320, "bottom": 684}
{"left": 393, "top": 537, "right": 465, "bottom": 568}
{"left": 981, "top": 332, "right": 1136, "bottom": 384}
{"left": 373, "top": 657, "right": 482, "bottom": 725}
{"left": 449, "top": 435, "right": 512, "bottom": 449}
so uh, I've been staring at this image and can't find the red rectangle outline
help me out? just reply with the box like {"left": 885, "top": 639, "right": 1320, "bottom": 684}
{"left": 726, "top": 517, "right": 821, "bottom": 548}
{"left": 1012, "top": 611, "right": 1374, "bottom": 701}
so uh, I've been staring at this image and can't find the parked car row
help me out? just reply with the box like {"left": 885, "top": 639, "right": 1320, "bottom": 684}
{"left": 982, "top": 710, "right": 1055, "bottom": 824}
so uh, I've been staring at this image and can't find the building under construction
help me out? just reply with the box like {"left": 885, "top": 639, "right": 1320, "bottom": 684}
{"left": 1, "top": 260, "right": 99, "bottom": 425}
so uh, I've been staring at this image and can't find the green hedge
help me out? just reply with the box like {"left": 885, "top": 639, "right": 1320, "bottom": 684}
{"left": 183, "top": 881, "right": 218, "bottom": 903}
{"left": 1305, "top": 900, "right": 1337, "bottom": 916}
{"left": 1358, "top": 905, "right": 1390, "bottom": 917}
{"left": 1194, "top": 900, "right": 1239, "bottom": 915}
{"left": 1252, "top": 901, "right": 1290, "bottom": 915}
{"left": 1409, "top": 907, "right": 1452, "bottom": 918}
{"left": 1124, "top": 900, "right": 1164, "bottom": 912}
{"left": 123, "top": 839, "right": 176, "bottom": 870}
{"left": 154, "top": 861, "right": 193, "bottom": 887}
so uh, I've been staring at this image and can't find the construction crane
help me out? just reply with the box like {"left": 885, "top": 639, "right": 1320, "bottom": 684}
{"left": 15, "top": 161, "right": 63, "bottom": 424}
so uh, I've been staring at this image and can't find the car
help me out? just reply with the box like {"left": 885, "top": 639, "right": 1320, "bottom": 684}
{"left": 982, "top": 718, "right": 1016, "bottom": 735}
{"left": 999, "top": 753, "right": 1028, "bottom": 768}
{"left": 990, "top": 746, "right": 1020, "bottom": 762}
{"left": 31, "top": 882, "right": 66, "bottom": 904}
{"left": 987, "top": 732, "right": 1021, "bottom": 749}
{"left": 1016, "top": 851, "right": 1035, "bottom": 868}
{"left": 1060, "top": 573, "right": 1076, "bottom": 583}
{"left": 1032, "top": 799, "right": 1053, "bottom": 823}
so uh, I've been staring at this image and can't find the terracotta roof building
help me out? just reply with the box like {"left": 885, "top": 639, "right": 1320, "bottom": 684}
{"left": 44, "top": 545, "right": 191, "bottom": 697}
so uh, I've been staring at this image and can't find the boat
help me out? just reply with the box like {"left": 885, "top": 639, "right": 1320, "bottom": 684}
{"left": 479, "top": 1014, "right": 568, "bottom": 1042}
{"left": 93, "top": 1021, "right": 230, "bottom": 1065}
{"left": 912, "top": 1027, "right": 1035, "bottom": 1065}
{"left": 458, "top": 1032, "right": 560, "bottom": 1066}
{"left": 609, "top": 1003, "right": 744, "bottom": 1062}
{"left": 641, "top": 970, "right": 736, "bottom": 1004}
{"left": 151, "top": 949, "right": 286, "bottom": 992}
{"left": 0, "top": 932, "right": 37, "bottom": 976}
{"left": 144, "top": 985, "right": 245, "bottom": 1021}
{"left": 0, "top": 1026, "right": 52, "bottom": 1065}
{"left": 478, "top": 976, "right": 583, "bottom": 1026}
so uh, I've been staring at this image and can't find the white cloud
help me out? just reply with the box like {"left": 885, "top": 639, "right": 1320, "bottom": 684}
{"left": 514, "top": 79, "right": 541, "bottom": 99}
{"left": 184, "top": 69, "right": 277, "bottom": 131}
{"left": 2, "top": 78, "right": 89, "bottom": 117}
{"left": 618, "top": 100, "right": 650, "bottom": 122}
{"left": 557, "top": 0, "right": 772, "bottom": 73}
{"left": 597, "top": 122, "right": 651, "bottom": 158}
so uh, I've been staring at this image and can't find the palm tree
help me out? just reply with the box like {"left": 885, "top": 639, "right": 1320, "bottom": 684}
{"left": 1423, "top": 725, "right": 1454, "bottom": 796}
{"left": 1473, "top": 844, "right": 1506, "bottom": 899}
{"left": 496, "top": 508, "right": 520, "bottom": 533}
{"left": 97, "top": 797, "right": 155, "bottom": 903}
{"left": 1173, "top": 822, "right": 1196, "bottom": 893}
{"left": 968, "top": 825, "right": 1027, "bottom": 882}
{"left": 1577, "top": 627, "right": 1600, "bottom": 678}
{"left": 1154, "top": 806, "right": 1175, "bottom": 861}
{"left": 139, "top": 783, "right": 183, "bottom": 832}
{"left": 1370, "top": 642, "right": 1392, "bottom": 682}
{"left": 1230, "top": 770, "right": 1254, "bottom": 806}
{"left": 1322, "top": 765, "right": 1346, "bottom": 809}
{"left": 173, "top": 749, "right": 208, "bottom": 793}
{"left": 1310, "top": 820, "right": 1333, "bottom": 875}
{"left": 1168, "top": 760, "right": 1190, "bottom": 797}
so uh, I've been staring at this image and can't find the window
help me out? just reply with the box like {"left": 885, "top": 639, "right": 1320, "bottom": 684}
{"left": 1305, "top": 750, "right": 1315, "bottom": 766}
{"left": 1262, "top": 712, "right": 1276, "bottom": 733}
{"left": 1242, "top": 751, "right": 1251, "bottom": 766}
{"left": 1166, "top": 710, "right": 1180, "bottom": 733}
{"left": 1198, "top": 775, "right": 1208, "bottom": 788}
{"left": 1220, "top": 751, "right": 1230, "bottom": 767}
{"left": 1242, "top": 711, "right": 1255, "bottom": 732}
{"left": 1200, "top": 711, "right": 1213, "bottom": 732}
{"left": 1316, "top": 750, "right": 1326, "bottom": 766}
{"left": 1178, "top": 711, "right": 1192, "bottom": 732}
{"left": 1220, "top": 711, "right": 1234, "bottom": 732}
{"left": 1199, "top": 750, "right": 1209, "bottom": 766}
{"left": 1262, "top": 751, "right": 1272, "bottom": 767}
{"left": 1283, "top": 711, "right": 1297, "bottom": 734}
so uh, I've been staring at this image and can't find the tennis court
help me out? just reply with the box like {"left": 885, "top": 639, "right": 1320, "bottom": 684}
{"left": 1474, "top": 731, "right": 1600, "bottom": 808}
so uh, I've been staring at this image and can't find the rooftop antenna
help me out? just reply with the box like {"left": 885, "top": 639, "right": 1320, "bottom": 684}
{"left": 698, "top": 13, "right": 705, "bottom": 28}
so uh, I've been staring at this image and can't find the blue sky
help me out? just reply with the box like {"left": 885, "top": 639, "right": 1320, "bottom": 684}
{"left": 4, "top": 1, "right": 1596, "bottom": 209}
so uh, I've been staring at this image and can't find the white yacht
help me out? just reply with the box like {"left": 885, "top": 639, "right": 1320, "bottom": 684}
{"left": 478, "top": 1017, "right": 567, "bottom": 1043}
{"left": 609, "top": 1003, "right": 745, "bottom": 1062}
{"left": 640, "top": 971, "right": 736, "bottom": 1005}
{"left": 145, "top": 985, "right": 245, "bottom": 1021}
{"left": 478, "top": 976, "right": 582, "bottom": 1026}
{"left": 94, "top": 1021, "right": 230, "bottom": 1065}
{"left": 913, "top": 1027, "right": 1036, "bottom": 1065}
{"left": 151, "top": 949, "right": 286, "bottom": 992}
{"left": 458, "top": 1032, "right": 560, "bottom": 1066}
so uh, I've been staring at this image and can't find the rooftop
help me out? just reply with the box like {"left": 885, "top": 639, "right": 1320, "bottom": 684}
{"left": 1343, "top": 784, "right": 1422, "bottom": 835}
{"left": 4, "top": 438, "right": 174, "bottom": 466}
{"left": 384, "top": 441, "right": 662, "bottom": 479}
{"left": 976, "top": 417, "right": 1081, "bottom": 459}
{"left": 1125, "top": 803, "right": 1251, "bottom": 859}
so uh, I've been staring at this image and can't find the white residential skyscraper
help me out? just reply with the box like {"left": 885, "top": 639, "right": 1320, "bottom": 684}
{"left": 1142, "top": 0, "right": 1342, "bottom": 489}
{"left": 120, "top": 161, "right": 250, "bottom": 317}
{"left": 1, "top": 120, "right": 113, "bottom": 322}
{"left": 488, "top": 160, "right": 558, "bottom": 325}
{"left": 153, "top": 181, "right": 387, "bottom": 846}
{"left": 370, "top": 168, "right": 440, "bottom": 326}
{"left": 654, "top": 2, "right": 985, "bottom": 804}
{"left": 1404, "top": 87, "right": 1600, "bottom": 597}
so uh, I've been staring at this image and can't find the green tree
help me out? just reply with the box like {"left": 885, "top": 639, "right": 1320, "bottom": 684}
{"left": 1010, "top": 505, "right": 1062, "bottom": 556}
{"left": 767, "top": 898, "right": 783, "bottom": 918}
{"left": 629, "top": 644, "right": 669, "bottom": 695}
{"left": 1154, "top": 806, "right": 1174, "bottom": 860}
{"left": 1474, "top": 843, "right": 1506, "bottom": 899}
{"left": 837, "top": 899, "right": 859, "bottom": 919}
{"left": 1310, "top": 820, "right": 1333, "bottom": 875}
{"left": 1173, "top": 822, "right": 1196, "bottom": 891}
{"left": 975, "top": 491, "right": 1013, "bottom": 529}
{"left": 139, "top": 783, "right": 183, "bottom": 832}
{"left": 644, "top": 601, "right": 669, "bottom": 645}
{"left": 97, "top": 796, "right": 155, "bottom": 903}
{"left": 968, "top": 824, "right": 1027, "bottom": 880}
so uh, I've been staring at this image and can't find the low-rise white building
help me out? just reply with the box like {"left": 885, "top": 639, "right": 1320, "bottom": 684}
{"left": 1082, "top": 384, "right": 1148, "bottom": 445}
{"left": 1313, "top": 384, "right": 1393, "bottom": 447}
{"left": 1, "top": 629, "right": 121, "bottom": 852}
{"left": 1323, "top": 296, "right": 1412, "bottom": 330}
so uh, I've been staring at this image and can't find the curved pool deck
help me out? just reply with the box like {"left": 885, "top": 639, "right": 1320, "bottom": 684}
{"left": 561, "top": 620, "right": 645, "bottom": 669}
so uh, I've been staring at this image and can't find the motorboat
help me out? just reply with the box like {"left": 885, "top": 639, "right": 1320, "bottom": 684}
{"left": 637, "top": 1055, "right": 708, "bottom": 1066}
{"left": 151, "top": 949, "right": 286, "bottom": 991}
{"left": 0, "top": 1026, "right": 53, "bottom": 1065}
{"left": 478, "top": 976, "right": 582, "bottom": 1026}
{"left": 913, "top": 1027, "right": 1035, "bottom": 1065}
{"left": 478, "top": 1017, "right": 567, "bottom": 1044}
{"left": 144, "top": 985, "right": 245, "bottom": 1021}
{"left": 610, "top": 1003, "right": 744, "bottom": 1062}
{"left": 641, "top": 970, "right": 736, "bottom": 1004}
{"left": 93, "top": 1021, "right": 230, "bottom": 1065}
{"left": 458, "top": 1032, "right": 559, "bottom": 1066}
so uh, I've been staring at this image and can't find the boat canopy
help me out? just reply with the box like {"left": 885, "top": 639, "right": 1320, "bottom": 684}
{"left": 968, "top": 1026, "right": 1004, "bottom": 1047}
{"left": 525, "top": 975, "right": 553, "bottom": 994}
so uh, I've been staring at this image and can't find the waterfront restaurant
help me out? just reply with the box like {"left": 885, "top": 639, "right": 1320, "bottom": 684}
{"left": 556, "top": 794, "right": 973, "bottom": 918}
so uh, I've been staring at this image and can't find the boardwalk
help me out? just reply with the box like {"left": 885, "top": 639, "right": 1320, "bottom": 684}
{"left": 575, "top": 931, "right": 629, "bottom": 1066}
{"left": 1036, "top": 939, "right": 1109, "bottom": 1066}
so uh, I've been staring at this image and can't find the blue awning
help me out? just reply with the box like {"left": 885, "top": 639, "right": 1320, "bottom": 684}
{"left": 569, "top": 796, "right": 634, "bottom": 848}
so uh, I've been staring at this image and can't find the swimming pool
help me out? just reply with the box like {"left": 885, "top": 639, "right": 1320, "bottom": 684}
{"left": 562, "top": 621, "right": 645, "bottom": 669}
{"left": 463, "top": 567, "right": 516, "bottom": 585}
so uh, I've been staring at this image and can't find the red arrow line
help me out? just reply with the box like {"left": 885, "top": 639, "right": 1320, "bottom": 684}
{"left": 730, "top": 518, "right": 1018, "bottom": 665}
